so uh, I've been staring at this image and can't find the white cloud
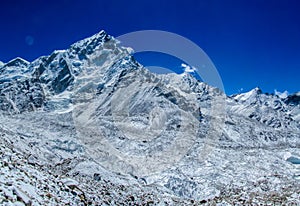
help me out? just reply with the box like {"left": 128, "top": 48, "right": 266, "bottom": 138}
{"left": 181, "top": 63, "right": 196, "bottom": 73}
{"left": 181, "top": 63, "right": 187, "bottom": 67}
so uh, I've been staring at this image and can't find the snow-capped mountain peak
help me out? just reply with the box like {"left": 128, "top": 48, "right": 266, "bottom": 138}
{"left": 4, "top": 57, "right": 29, "bottom": 68}
{"left": 69, "top": 30, "right": 111, "bottom": 60}
{"left": 0, "top": 57, "right": 30, "bottom": 76}
{"left": 232, "top": 86, "right": 262, "bottom": 102}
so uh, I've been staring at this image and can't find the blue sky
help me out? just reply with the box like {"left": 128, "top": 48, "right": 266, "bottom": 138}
{"left": 0, "top": 0, "right": 299, "bottom": 94}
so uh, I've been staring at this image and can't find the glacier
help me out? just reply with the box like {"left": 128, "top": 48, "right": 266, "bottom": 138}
{"left": 0, "top": 30, "right": 299, "bottom": 205}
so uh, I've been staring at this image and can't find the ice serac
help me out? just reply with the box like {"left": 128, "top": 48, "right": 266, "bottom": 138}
{"left": 0, "top": 30, "right": 299, "bottom": 204}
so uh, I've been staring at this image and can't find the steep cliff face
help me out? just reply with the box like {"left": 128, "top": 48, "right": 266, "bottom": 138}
{"left": 0, "top": 30, "right": 299, "bottom": 204}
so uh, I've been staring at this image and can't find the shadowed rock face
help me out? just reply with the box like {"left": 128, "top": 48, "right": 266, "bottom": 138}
{"left": 0, "top": 30, "right": 299, "bottom": 203}
{"left": 285, "top": 93, "right": 300, "bottom": 106}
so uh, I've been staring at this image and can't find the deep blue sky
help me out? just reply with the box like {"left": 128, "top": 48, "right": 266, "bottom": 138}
{"left": 0, "top": 0, "right": 299, "bottom": 94}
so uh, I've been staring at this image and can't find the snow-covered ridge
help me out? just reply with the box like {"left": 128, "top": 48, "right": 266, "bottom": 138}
{"left": 4, "top": 57, "right": 29, "bottom": 67}
{"left": 231, "top": 87, "right": 300, "bottom": 125}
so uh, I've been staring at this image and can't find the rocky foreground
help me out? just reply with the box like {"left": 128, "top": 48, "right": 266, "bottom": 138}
{"left": 1, "top": 134, "right": 299, "bottom": 205}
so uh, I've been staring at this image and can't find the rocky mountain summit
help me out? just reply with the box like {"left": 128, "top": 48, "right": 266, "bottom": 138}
{"left": 0, "top": 30, "right": 299, "bottom": 205}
